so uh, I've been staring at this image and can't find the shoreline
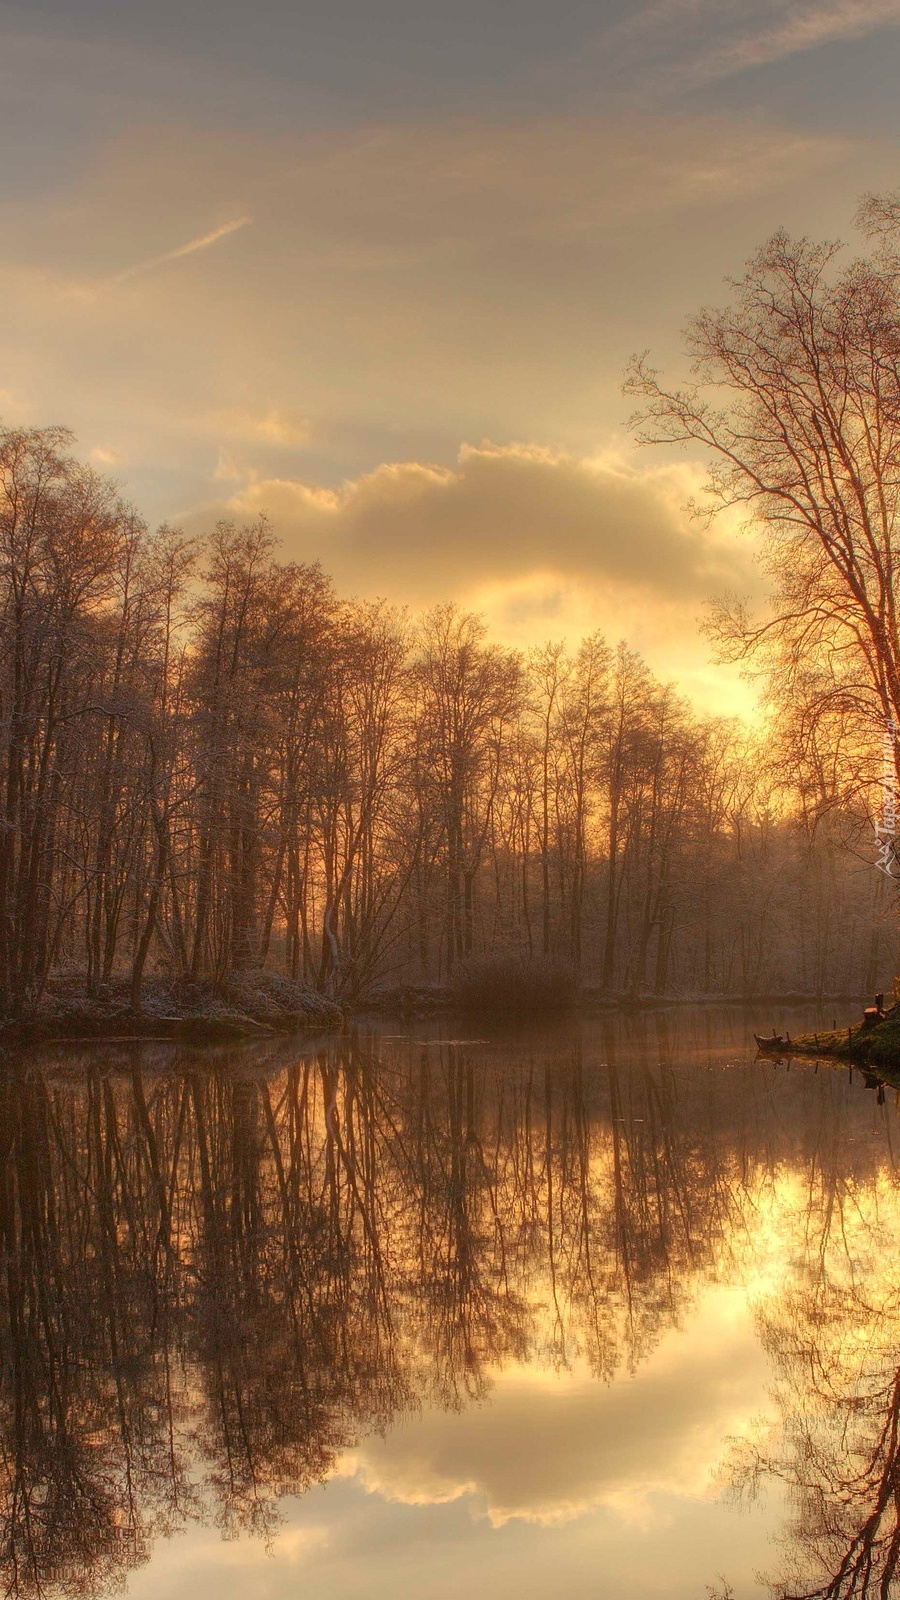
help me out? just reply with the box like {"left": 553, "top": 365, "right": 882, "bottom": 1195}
{"left": 0, "top": 1012, "right": 345, "bottom": 1046}
{"left": 0, "top": 987, "right": 869, "bottom": 1048}
{"left": 0, "top": 972, "right": 345, "bottom": 1046}
{"left": 366, "top": 986, "right": 869, "bottom": 1021}
{"left": 756, "top": 1025, "right": 900, "bottom": 1072}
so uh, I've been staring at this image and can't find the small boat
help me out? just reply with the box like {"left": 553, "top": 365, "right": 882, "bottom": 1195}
{"left": 754, "top": 1032, "right": 788, "bottom": 1052}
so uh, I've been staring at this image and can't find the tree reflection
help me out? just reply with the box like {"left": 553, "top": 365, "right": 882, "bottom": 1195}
{"left": 725, "top": 1153, "right": 900, "bottom": 1600}
{"left": 0, "top": 1015, "right": 895, "bottom": 1598}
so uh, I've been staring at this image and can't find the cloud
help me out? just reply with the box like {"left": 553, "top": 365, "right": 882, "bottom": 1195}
{"left": 107, "top": 214, "right": 252, "bottom": 286}
{"left": 598, "top": 0, "right": 900, "bottom": 96}
{"left": 89, "top": 444, "right": 119, "bottom": 466}
{"left": 0, "top": 98, "right": 878, "bottom": 721}
{"left": 0, "top": 110, "right": 854, "bottom": 314}
{"left": 201, "top": 406, "right": 313, "bottom": 449}
{"left": 681, "top": 0, "right": 900, "bottom": 87}
{"left": 216, "top": 441, "right": 759, "bottom": 605}
{"left": 203, "top": 440, "right": 765, "bottom": 715}
{"left": 0, "top": 104, "right": 870, "bottom": 521}
{"left": 4, "top": 110, "right": 849, "bottom": 285}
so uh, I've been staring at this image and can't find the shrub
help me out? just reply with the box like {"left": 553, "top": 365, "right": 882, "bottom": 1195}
{"left": 450, "top": 954, "right": 578, "bottom": 1019}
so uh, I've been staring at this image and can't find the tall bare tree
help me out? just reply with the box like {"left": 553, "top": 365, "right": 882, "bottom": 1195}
{"left": 627, "top": 201, "right": 900, "bottom": 802}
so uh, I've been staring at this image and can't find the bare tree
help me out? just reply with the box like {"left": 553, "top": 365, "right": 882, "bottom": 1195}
{"left": 627, "top": 203, "right": 900, "bottom": 803}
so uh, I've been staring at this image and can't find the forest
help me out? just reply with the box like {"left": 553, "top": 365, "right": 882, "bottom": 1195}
{"left": 0, "top": 420, "right": 888, "bottom": 1021}
{"left": 6, "top": 208, "right": 900, "bottom": 1018}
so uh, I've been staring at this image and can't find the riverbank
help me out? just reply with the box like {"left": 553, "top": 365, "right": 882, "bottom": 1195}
{"left": 368, "top": 982, "right": 867, "bottom": 1021}
{"left": 0, "top": 971, "right": 344, "bottom": 1044}
{"left": 755, "top": 1004, "right": 900, "bottom": 1071}
{"left": 0, "top": 973, "right": 875, "bottom": 1049}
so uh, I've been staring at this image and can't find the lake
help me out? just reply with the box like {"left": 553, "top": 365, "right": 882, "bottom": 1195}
{"left": 1, "top": 1007, "right": 896, "bottom": 1600}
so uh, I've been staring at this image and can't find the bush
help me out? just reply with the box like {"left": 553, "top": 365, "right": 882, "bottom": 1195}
{"left": 450, "top": 954, "right": 578, "bottom": 1019}
{"left": 865, "top": 1015, "right": 900, "bottom": 1069}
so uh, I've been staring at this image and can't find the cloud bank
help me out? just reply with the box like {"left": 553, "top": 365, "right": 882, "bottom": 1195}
{"left": 219, "top": 442, "right": 758, "bottom": 604}
{"left": 202, "top": 440, "right": 764, "bottom": 714}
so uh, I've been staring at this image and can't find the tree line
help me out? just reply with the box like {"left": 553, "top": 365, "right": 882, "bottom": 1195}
{"left": 0, "top": 422, "right": 888, "bottom": 1018}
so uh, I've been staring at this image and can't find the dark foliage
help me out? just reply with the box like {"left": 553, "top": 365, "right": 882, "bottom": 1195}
{"left": 450, "top": 953, "right": 578, "bottom": 1018}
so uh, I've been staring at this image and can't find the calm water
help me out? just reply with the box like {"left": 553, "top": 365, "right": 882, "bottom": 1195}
{"left": 2, "top": 1008, "right": 898, "bottom": 1600}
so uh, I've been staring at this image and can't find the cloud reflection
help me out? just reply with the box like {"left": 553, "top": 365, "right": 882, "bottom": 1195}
{"left": 343, "top": 1288, "right": 768, "bottom": 1527}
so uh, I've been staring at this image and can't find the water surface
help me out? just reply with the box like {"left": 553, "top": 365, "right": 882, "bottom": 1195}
{"left": 2, "top": 1008, "right": 897, "bottom": 1599}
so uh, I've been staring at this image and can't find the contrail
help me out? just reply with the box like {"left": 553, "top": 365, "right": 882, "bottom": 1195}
{"left": 109, "top": 215, "right": 252, "bottom": 286}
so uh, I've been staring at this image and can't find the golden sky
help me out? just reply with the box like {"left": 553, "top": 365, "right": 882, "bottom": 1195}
{"left": 3, "top": 0, "right": 900, "bottom": 712}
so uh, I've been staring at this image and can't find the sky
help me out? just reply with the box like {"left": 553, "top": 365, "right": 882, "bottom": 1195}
{"left": 2, "top": 0, "right": 900, "bottom": 712}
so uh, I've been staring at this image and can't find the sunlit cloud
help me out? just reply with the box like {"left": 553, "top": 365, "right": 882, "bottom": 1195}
{"left": 606, "top": 0, "right": 900, "bottom": 94}
{"left": 682, "top": 0, "right": 900, "bottom": 86}
{"left": 89, "top": 444, "right": 119, "bottom": 466}
{"left": 0, "top": 386, "right": 34, "bottom": 422}
{"left": 195, "top": 440, "right": 764, "bottom": 715}
{"left": 107, "top": 215, "right": 252, "bottom": 286}
{"left": 202, "top": 405, "right": 313, "bottom": 449}
{"left": 213, "top": 441, "right": 761, "bottom": 605}
{"left": 0, "top": 106, "right": 871, "bottom": 523}
{"left": 0, "top": 58, "right": 888, "bottom": 732}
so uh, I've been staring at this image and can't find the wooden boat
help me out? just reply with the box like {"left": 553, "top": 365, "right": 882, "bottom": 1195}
{"left": 754, "top": 1032, "right": 788, "bottom": 1052}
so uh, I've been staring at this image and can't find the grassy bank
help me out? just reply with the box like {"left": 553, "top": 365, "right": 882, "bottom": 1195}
{"left": 1, "top": 971, "right": 344, "bottom": 1043}
{"left": 758, "top": 1006, "right": 900, "bottom": 1070}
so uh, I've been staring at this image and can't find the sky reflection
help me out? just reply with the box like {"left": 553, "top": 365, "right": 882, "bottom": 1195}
{"left": 2, "top": 1011, "right": 897, "bottom": 1599}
